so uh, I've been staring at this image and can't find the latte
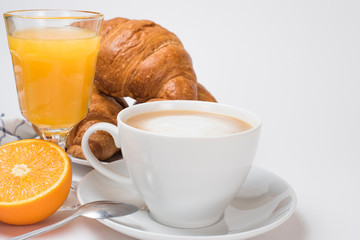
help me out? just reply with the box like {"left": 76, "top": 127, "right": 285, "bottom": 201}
{"left": 125, "top": 110, "right": 252, "bottom": 137}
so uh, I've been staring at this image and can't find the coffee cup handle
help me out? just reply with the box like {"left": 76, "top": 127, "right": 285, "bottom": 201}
{"left": 81, "top": 122, "right": 133, "bottom": 187}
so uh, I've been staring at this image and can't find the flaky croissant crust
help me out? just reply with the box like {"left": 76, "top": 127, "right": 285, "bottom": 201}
{"left": 65, "top": 87, "right": 127, "bottom": 160}
{"left": 95, "top": 17, "right": 215, "bottom": 103}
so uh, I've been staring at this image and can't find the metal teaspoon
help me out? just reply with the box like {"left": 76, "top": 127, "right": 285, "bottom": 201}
{"left": 10, "top": 201, "right": 139, "bottom": 240}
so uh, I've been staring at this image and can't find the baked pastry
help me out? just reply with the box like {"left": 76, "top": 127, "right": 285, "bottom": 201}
{"left": 66, "top": 17, "right": 216, "bottom": 160}
{"left": 65, "top": 86, "right": 127, "bottom": 161}
{"left": 95, "top": 17, "right": 216, "bottom": 103}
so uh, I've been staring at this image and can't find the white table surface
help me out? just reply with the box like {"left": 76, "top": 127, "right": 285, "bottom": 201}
{"left": 1, "top": 0, "right": 359, "bottom": 239}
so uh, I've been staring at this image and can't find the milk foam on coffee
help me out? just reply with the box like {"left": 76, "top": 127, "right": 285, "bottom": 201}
{"left": 126, "top": 110, "right": 252, "bottom": 137}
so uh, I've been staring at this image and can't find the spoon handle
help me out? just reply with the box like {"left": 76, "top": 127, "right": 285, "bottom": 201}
{"left": 9, "top": 214, "right": 79, "bottom": 240}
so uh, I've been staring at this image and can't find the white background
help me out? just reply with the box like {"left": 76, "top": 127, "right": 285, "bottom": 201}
{"left": 1, "top": 0, "right": 360, "bottom": 239}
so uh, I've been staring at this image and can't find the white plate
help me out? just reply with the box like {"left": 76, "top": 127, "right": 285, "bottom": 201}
{"left": 69, "top": 152, "right": 122, "bottom": 166}
{"left": 69, "top": 155, "right": 91, "bottom": 166}
{"left": 77, "top": 161, "right": 297, "bottom": 240}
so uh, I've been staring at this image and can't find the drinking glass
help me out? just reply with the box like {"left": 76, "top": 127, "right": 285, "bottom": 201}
{"left": 3, "top": 10, "right": 103, "bottom": 148}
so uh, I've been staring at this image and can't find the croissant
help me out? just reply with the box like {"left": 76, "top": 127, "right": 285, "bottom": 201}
{"left": 65, "top": 86, "right": 127, "bottom": 161}
{"left": 66, "top": 17, "right": 216, "bottom": 160}
{"left": 95, "top": 17, "right": 216, "bottom": 103}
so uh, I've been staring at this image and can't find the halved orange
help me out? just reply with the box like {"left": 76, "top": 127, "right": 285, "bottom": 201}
{"left": 0, "top": 139, "right": 72, "bottom": 225}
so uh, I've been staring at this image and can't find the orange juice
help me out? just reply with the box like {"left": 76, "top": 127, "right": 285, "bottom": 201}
{"left": 8, "top": 27, "right": 100, "bottom": 129}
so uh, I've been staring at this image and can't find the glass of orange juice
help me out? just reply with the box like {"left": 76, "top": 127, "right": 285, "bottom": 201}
{"left": 4, "top": 10, "right": 103, "bottom": 149}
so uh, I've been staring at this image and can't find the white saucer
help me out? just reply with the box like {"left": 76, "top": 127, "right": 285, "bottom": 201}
{"left": 77, "top": 161, "right": 297, "bottom": 240}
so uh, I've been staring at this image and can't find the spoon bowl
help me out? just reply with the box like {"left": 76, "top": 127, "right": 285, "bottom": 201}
{"left": 77, "top": 201, "right": 138, "bottom": 219}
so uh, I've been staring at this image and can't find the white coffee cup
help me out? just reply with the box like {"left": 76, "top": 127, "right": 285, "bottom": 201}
{"left": 82, "top": 100, "right": 261, "bottom": 228}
